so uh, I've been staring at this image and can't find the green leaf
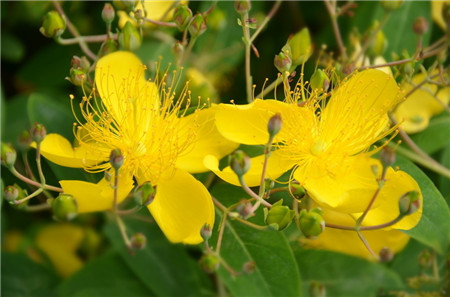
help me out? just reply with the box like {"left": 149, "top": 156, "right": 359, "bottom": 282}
{"left": 211, "top": 183, "right": 302, "bottom": 297}
{"left": 2, "top": 251, "right": 59, "bottom": 297}
{"left": 439, "top": 144, "right": 450, "bottom": 201}
{"left": 58, "top": 250, "right": 153, "bottom": 297}
{"left": 293, "top": 248, "right": 404, "bottom": 297}
{"left": 409, "top": 113, "right": 450, "bottom": 154}
{"left": 395, "top": 155, "right": 450, "bottom": 254}
{"left": 104, "top": 212, "right": 214, "bottom": 297}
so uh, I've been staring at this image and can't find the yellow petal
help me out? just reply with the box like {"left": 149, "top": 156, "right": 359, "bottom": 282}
{"left": 35, "top": 224, "right": 85, "bottom": 277}
{"left": 432, "top": 1, "right": 449, "bottom": 31}
{"left": 204, "top": 150, "right": 295, "bottom": 187}
{"left": 60, "top": 172, "right": 134, "bottom": 213}
{"left": 148, "top": 169, "right": 214, "bottom": 244}
{"left": 176, "top": 107, "right": 239, "bottom": 173}
{"left": 37, "top": 133, "right": 105, "bottom": 168}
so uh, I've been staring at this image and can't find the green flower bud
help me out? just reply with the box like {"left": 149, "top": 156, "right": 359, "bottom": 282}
{"left": 242, "top": 261, "right": 256, "bottom": 274}
{"left": 379, "top": 247, "right": 394, "bottom": 262}
{"left": 30, "top": 122, "right": 47, "bottom": 143}
{"left": 229, "top": 150, "right": 251, "bottom": 177}
{"left": 236, "top": 199, "right": 254, "bottom": 219}
{"left": 380, "top": 0, "right": 403, "bottom": 11}
{"left": 189, "top": 13, "right": 207, "bottom": 38}
{"left": 368, "top": 22, "right": 387, "bottom": 57}
{"left": 4, "top": 185, "right": 19, "bottom": 203}
{"left": 98, "top": 38, "right": 118, "bottom": 58}
{"left": 119, "top": 21, "right": 142, "bottom": 51}
{"left": 412, "top": 16, "right": 428, "bottom": 35}
{"left": 69, "top": 68, "right": 86, "bottom": 87}
{"left": 290, "top": 182, "right": 306, "bottom": 200}
{"left": 17, "top": 130, "right": 32, "bottom": 150}
{"left": 1, "top": 142, "right": 17, "bottom": 167}
{"left": 200, "top": 223, "right": 212, "bottom": 241}
{"left": 199, "top": 253, "right": 220, "bottom": 273}
{"left": 109, "top": 148, "right": 124, "bottom": 170}
{"left": 264, "top": 200, "right": 295, "bottom": 231}
{"left": 52, "top": 193, "right": 78, "bottom": 221}
{"left": 267, "top": 113, "right": 282, "bottom": 139}
{"left": 264, "top": 178, "right": 275, "bottom": 192}
{"left": 274, "top": 52, "right": 292, "bottom": 73}
{"left": 133, "top": 181, "right": 155, "bottom": 206}
{"left": 309, "top": 281, "right": 326, "bottom": 297}
{"left": 310, "top": 69, "right": 330, "bottom": 92}
{"left": 398, "top": 191, "right": 420, "bottom": 215}
{"left": 380, "top": 147, "right": 396, "bottom": 168}
{"left": 40, "top": 10, "right": 66, "bottom": 39}
{"left": 235, "top": 0, "right": 251, "bottom": 14}
{"left": 79, "top": 56, "right": 91, "bottom": 72}
{"left": 102, "top": 3, "right": 116, "bottom": 25}
{"left": 131, "top": 232, "right": 146, "bottom": 250}
{"left": 173, "top": 4, "right": 193, "bottom": 31}
{"left": 299, "top": 208, "right": 325, "bottom": 238}
{"left": 283, "top": 28, "right": 312, "bottom": 66}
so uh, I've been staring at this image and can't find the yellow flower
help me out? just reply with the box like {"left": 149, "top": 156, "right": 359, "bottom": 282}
{"left": 206, "top": 69, "right": 423, "bottom": 257}
{"left": 393, "top": 72, "right": 450, "bottom": 134}
{"left": 117, "top": 1, "right": 184, "bottom": 28}
{"left": 432, "top": 1, "right": 449, "bottom": 31}
{"left": 38, "top": 51, "right": 237, "bottom": 244}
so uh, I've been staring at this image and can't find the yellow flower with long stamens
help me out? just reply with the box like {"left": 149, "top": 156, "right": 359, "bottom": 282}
{"left": 38, "top": 51, "right": 238, "bottom": 244}
{"left": 206, "top": 69, "right": 423, "bottom": 257}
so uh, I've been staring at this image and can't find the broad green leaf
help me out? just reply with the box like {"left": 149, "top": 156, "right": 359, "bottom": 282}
{"left": 439, "top": 144, "right": 450, "bottom": 201}
{"left": 409, "top": 113, "right": 450, "bottom": 154}
{"left": 395, "top": 155, "right": 450, "bottom": 254}
{"left": 2, "top": 251, "right": 59, "bottom": 297}
{"left": 293, "top": 248, "right": 404, "bottom": 297}
{"left": 211, "top": 183, "right": 302, "bottom": 297}
{"left": 104, "top": 211, "right": 214, "bottom": 297}
{"left": 58, "top": 250, "right": 153, "bottom": 297}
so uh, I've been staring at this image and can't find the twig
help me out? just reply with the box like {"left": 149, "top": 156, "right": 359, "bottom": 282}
{"left": 324, "top": 0, "right": 348, "bottom": 61}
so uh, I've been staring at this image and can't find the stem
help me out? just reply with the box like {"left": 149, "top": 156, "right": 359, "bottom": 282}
{"left": 24, "top": 202, "right": 52, "bottom": 212}
{"left": 35, "top": 143, "right": 46, "bottom": 186}
{"left": 215, "top": 210, "right": 228, "bottom": 255}
{"left": 14, "top": 188, "right": 44, "bottom": 205}
{"left": 241, "top": 11, "right": 253, "bottom": 103}
{"left": 57, "top": 33, "right": 118, "bottom": 44}
{"left": 213, "top": 197, "right": 267, "bottom": 231}
{"left": 325, "top": 215, "right": 404, "bottom": 231}
{"left": 203, "top": 172, "right": 216, "bottom": 190}
{"left": 249, "top": 0, "right": 282, "bottom": 44}
{"left": 10, "top": 167, "right": 63, "bottom": 192}
{"left": 144, "top": 18, "right": 177, "bottom": 27}
{"left": 179, "top": 35, "right": 198, "bottom": 66}
{"left": 356, "top": 167, "right": 387, "bottom": 227}
{"left": 324, "top": 0, "right": 348, "bottom": 61}
{"left": 116, "top": 214, "right": 133, "bottom": 253}
{"left": 238, "top": 176, "right": 272, "bottom": 209}
{"left": 53, "top": 0, "right": 97, "bottom": 61}
{"left": 117, "top": 205, "right": 142, "bottom": 216}
{"left": 357, "top": 231, "right": 379, "bottom": 260}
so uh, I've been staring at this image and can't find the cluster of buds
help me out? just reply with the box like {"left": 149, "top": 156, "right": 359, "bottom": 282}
{"left": 173, "top": 4, "right": 193, "bottom": 31}
{"left": 68, "top": 55, "right": 91, "bottom": 87}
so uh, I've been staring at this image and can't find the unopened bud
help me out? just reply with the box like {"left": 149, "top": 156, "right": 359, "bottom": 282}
{"left": 284, "top": 28, "right": 312, "bottom": 66}
{"left": 109, "top": 148, "right": 124, "bottom": 170}
{"left": 4, "top": 185, "right": 19, "bottom": 203}
{"left": 413, "top": 16, "right": 428, "bottom": 35}
{"left": 98, "top": 38, "right": 118, "bottom": 58}
{"left": 309, "top": 281, "right": 326, "bottom": 297}
{"left": 189, "top": 13, "right": 207, "bottom": 38}
{"left": 379, "top": 247, "right": 394, "bottom": 262}
{"left": 299, "top": 208, "right": 325, "bottom": 238}
{"left": 119, "top": 21, "right": 142, "bottom": 51}
{"left": 229, "top": 150, "right": 250, "bottom": 177}
{"left": 173, "top": 4, "right": 193, "bottom": 31}
{"left": 380, "top": 147, "right": 396, "bottom": 168}
{"left": 172, "top": 41, "right": 184, "bottom": 58}
{"left": 71, "top": 56, "right": 82, "bottom": 68}
{"left": 290, "top": 182, "right": 306, "bottom": 200}
{"left": 30, "top": 122, "right": 47, "bottom": 143}
{"left": 40, "top": 10, "right": 66, "bottom": 39}
{"left": 199, "top": 253, "right": 220, "bottom": 273}
{"left": 242, "top": 261, "right": 256, "bottom": 274}
{"left": 310, "top": 69, "right": 330, "bottom": 91}
{"left": 380, "top": 0, "right": 403, "bottom": 11}
{"left": 52, "top": 194, "right": 77, "bottom": 221}
{"left": 264, "top": 178, "right": 275, "bottom": 192}
{"left": 236, "top": 199, "right": 254, "bottom": 219}
{"left": 131, "top": 233, "right": 146, "bottom": 250}
{"left": 235, "top": 0, "right": 251, "bottom": 14}
{"left": 267, "top": 113, "right": 282, "bottom": 139}
{"left": 398, "top": 191, "right": 420, "bottom": 215}
{"left": 134, "top": 181, "right": 155, "bottom": 206}
{"left": 1, "top": 142, "right": 17, "bottom": 167}
{"left": 102, "top": 3, "right": 116, "bottom": 25}
{"left": 69, "top": 68, "right": 86, "bottom": 87}
{"left": 264, "top": 200, "right": 295, "bottom": 231}
{"left": 79, "top": 56, "right": 91, "bottom": 72}
{"left": 274, "top": 52, "right": 292, "bottom": 73}
{"left": 200, "top": 223, "right": 212, "bottom": 241}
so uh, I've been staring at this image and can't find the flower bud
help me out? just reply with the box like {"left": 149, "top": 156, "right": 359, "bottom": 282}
{"left": 236, "top": 199, "right": 254, "bottom": 219}
{"left": 267, "top": 113, "right": 282, "bottom": 139}
{"left": 173, "top": 4, "right": 193, "bottom": 31}
{"left": 199, "top": 253, "right": 220, "bottom": 273}
{"left": 309, "top": 281, "right": 326, "bottom": 297}
{"left": 71, "top": 56, "right": 82, "bottom": 68}
{"left": 200, "top": 223, "right": 212, "bottom": 241}
{"left": 299, "top": 208, "right": 325, "bottom": 238}
{"left": 119, "top": 21, "right": 142, "bottom": 51}
{"left": 79, "top": 56, "right": 91, "bottom": 72}
{"left": 131, "top": 233, "right": 146, "bottom": 250}
{"left": 30, "top": 122, "right": 47, "bottom": 143}
{"left": 98, "top": 38, "right": 118, "bottom": 58}
{"left": 264, "top": 200, "right": 295, "bottom": 231}
{"left": 242, "top": 261, "right": 256, "bottom": 274}
{"left": 52, "top": 194, "right": 77, "bottom": 221}
{"left": 172, "top": 41, "right": 184, "bottom": 58}
{"left": 290, "top": 183, "right": 306, "bottom": 200}
{"left": 109, "top": 148, "right": 124, "bottom": 170}
{"left": 235, "top": 0, "right": 251, "bottom": 14}
{"left": 368, "top": 24, "right": 387, "bottom": 57}
{"left": 283, "top": 28, "right": 312, "bottom": 66}
{"left": 102, "top": 3, "right": 116, "bottom": 25}
{"left": 398, "top": 191, "right": 420, "bottom": 215}
{"left": 229, "top": 150, "right": 251, "bottom": 177}
{"left": 380, "top": 147, "right": 396, "bottom": 168}
{"left": 69, "top": 68, "right": 86, "bottom": 87}
{"left": 40, "top": 10, "right": 66, "bottom": 39}
{"left": 133, "top": 181, "right": 155, "bottom": 206}
{"left": 413, "top": 16, "right": 428, "bottom": 35}
{"left": 274, "top": 52, "right": 292, "bottom": 73}
{"left": 4, "top": 185, "right": 19, "bottom": 203}
{"left": 310, "top": 69, "right": 330, "bottom": 92}
{"left": 264, "top": 178, "right": 275, "bottom": 192}
{"left": 1, "top": 142, "right": 17, "bottom": 167}
{"left": 380, "top": 0, "right": 403, "bottom": 11}
{"left": 379, "top": 247, "right": 394, "bottom": 262}
{"left": 189, "top": 13, "right": 207, "bottom": 38}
